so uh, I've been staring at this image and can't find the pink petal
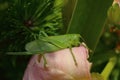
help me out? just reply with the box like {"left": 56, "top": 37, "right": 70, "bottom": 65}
{"left": 23, "top": 45, "right": 92, "bottom": 80}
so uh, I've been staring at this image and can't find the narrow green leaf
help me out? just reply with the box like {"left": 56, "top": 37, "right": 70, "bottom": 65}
{"left": 6, "top": 52, "right": 32, "bottom": 55}
{"left": 66, "top": 0, "right": 113, "bottom": 50}
{"left": 62, "top": 0, "right": 76, "bottom": 33}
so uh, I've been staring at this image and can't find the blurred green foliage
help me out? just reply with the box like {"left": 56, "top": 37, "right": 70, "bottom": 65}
{"left": 0, "top": 0, "right": 63, "bottom": 80}
{"left": 91, "top": 3, "right": 120, "bottom": 79}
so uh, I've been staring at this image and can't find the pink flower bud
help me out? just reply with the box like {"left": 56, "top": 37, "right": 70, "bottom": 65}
{"left": 23, "top": 45, "right": 92, "bottom": 80}
{"left": 114, "top": 0, "right": 120, "bottom": 5}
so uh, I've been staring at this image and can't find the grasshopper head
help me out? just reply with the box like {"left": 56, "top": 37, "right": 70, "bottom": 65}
{"left": 70, "top": 34, "right": 81, "bottom": 47}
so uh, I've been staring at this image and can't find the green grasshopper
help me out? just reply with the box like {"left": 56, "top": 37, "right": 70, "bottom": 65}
{"left": 8, "top": 34, "right": 84, "bottom": 66}
{"left": 25, "top": 34, "right": 81, "bottom": 53}
{"left": 26, "top": 34, "right": 85, "bottom": 66}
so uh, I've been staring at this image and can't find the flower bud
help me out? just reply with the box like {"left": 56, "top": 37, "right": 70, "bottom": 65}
{"left": 23, "top": 45, "right": 92, "bottom": 80}
{"left": 107, "top": 3, "right": 120, "bottom": 25}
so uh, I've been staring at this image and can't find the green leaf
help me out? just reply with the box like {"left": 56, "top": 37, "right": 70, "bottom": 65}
{"left": 65, "top": 0, "right": 113, "bottom": 50}
{"left": 62, "top": 0, "right": 76, "bottom": 33}
{"left": 91, "top": 50, "right": 117, "bottom": 66}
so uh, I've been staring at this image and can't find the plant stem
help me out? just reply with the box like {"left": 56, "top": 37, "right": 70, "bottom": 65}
{"left": 101, "top": 56, "right": 117, "bottom": 80}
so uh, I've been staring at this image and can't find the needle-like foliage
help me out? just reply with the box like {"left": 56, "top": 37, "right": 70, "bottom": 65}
{"left": 0, "top": 0, "right": 63, "bottom": 52}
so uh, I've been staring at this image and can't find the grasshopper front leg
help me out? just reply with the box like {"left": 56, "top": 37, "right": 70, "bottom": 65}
{"left": 42, "top": 54, "right": 48, "bottom": 68}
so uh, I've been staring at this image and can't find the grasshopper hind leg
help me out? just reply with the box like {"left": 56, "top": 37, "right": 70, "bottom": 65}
{"left": 69, "top": 47, "right": 78, "bottom": 66}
